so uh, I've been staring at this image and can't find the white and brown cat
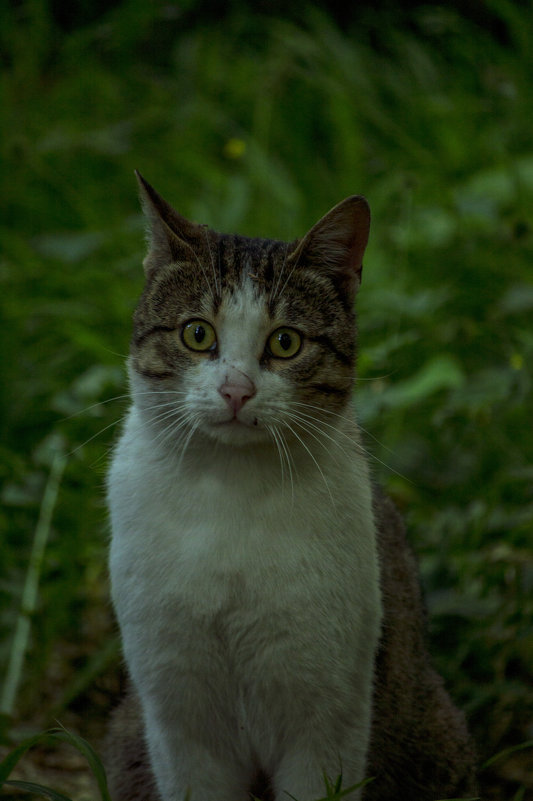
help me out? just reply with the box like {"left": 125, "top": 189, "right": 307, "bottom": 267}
{"left": 106, "top": 173, "right": 477, "bottom": 801}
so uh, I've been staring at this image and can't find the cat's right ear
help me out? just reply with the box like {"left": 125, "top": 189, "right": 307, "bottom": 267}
{"left": 289, "top": 195, "right": 371, "bottom": 301}
{"left": 135, "top": 171, "right": 206, "bottom": 276}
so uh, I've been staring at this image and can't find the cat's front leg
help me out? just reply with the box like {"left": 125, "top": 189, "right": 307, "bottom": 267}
{"left": 272, "top": 728, "right": 369, "bottom": 801}
{"left": 145, "top": 715, "right": 250, "bottom": 801}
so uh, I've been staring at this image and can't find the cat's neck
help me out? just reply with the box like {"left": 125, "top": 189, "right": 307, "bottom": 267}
{"left": 125, "top": 399, "right": 365, "bottom": 501}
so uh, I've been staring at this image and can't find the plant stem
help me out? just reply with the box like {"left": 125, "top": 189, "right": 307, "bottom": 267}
{"left": 0, "top": 450, "right": 67, "bottom": 719}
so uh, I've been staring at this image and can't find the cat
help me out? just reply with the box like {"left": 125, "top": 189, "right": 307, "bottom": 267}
{"left": 106, "top": 173, "right": 478, "bottom": 801}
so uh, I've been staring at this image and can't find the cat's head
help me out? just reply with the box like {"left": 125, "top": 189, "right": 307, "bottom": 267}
{"left": 130, "top": 173, "right": 370, "bottom": 450}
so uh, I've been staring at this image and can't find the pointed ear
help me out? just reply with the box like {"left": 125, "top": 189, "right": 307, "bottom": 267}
{"left": 135, "top": 171, "right": 207, "bottom": 276}
{"left": 289, "top": 196, "right": 370, "bottom": 299}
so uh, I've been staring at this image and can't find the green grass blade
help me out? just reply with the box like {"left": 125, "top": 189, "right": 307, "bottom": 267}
{"left": 0, "top": 732, "right": 55, "bottom": 784}
{"left": 433, "top": 797, "right": 480, "bottom": 801}
{"left": 0, "top": 727, "right": 111, "bottom": 801}
{"left": 331, "top": 777, "right": 375, "bottom": 799}
{"left": 5, "top": 779, "right": 73, "bottom": 801}
{"left": 481, "top": 739, "right": 533, "bottom": 770}
{"left": 47, "top": 726, "right": 111, "bottom": 801}
{"left": 284, "top": 776, "right": 375, "bottom": 801}
{"left": 0, "top": 450, "right": 67, "bottom": 719}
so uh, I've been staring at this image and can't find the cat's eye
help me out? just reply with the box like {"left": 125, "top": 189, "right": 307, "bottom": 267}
{"left": 267, "top": 327, "right": 302, "bottom": 359}
{"left": 182, "top": 320, "right": 217, "bottom": 352}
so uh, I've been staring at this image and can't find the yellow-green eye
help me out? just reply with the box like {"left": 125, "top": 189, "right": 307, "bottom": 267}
{"left": 182, "top": 320, "right": 217, "bottom": 352}
{"left": 267, "top": 327, "right": 302, "bottom": 359}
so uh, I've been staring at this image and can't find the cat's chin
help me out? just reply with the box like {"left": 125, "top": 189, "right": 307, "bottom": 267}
{"left": 202, "top": 419, "right": 269, "bottom": 447}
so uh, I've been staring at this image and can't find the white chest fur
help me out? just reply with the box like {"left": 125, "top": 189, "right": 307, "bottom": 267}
{"left": 108, "top": 406, "right": 382, "bottom": 801}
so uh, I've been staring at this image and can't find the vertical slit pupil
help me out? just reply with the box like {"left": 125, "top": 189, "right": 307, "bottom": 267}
{"left": 279, "top": 332, "right": 292, "bottom": 350}
{"left": 194, "top": 325, "right": 205, "bottom": 343}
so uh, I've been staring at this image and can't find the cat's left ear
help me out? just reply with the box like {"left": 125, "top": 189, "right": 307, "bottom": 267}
{"left": 135, "top": 171, "right": 209, "bottom": 277}
{"left": 289, "top": 196, "right": 370, "bottom": 299}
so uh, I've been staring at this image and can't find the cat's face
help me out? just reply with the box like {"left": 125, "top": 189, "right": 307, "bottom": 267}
{"left": 130, "top": 174, "right": 370, "bottom": 451}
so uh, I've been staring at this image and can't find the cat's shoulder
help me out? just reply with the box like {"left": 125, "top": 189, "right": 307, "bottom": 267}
{"left": 371, "top": 484, "right": 422, "bottom": 596}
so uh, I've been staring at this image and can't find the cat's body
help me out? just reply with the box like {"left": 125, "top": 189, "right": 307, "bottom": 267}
{"left": 106, "top": 175, "right": 477, "bottom": 801}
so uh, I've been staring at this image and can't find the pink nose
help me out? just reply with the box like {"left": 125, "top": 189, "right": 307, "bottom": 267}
{"left": 218, "top": 380, "right": 256, "bottom": 414}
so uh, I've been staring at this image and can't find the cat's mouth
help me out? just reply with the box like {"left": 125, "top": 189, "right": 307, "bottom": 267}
{"left": 204, "top": 413, "right": 263, "bottom": 444}
{"left": 215, "top": 415, "right": 259, "bottom": 429}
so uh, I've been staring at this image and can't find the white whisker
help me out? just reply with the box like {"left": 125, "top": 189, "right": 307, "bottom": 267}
{"left": 267, "top": 422, "right": 295, "bottom": 507}
{"left": 61, "top": 388, "right": 191, "bottom": 424}
{"left": 267, "top": 424, "right": 285, "bottom": 486}
{"left": 150, "top": 407, "right": 195, "bottom": 441}
{"left": 151, "top": 409, "right": 197, "bottom": 455}
{"left": 276, "top": 425, "right": 296, "bottom": 508}
{"left": 283, "top": 421, "right": 335, "bottom": 507}
{"left": 269, "top": 242, "right": 291, "bottom": 304}
{"left": 175, "top": 416, "right": 201, "bottom": 471}
{"left": 289, "top": 401, "right": 411, "bottom": 483}
{"left": 68, "top": 417, "right": 124, "bottom": 456}
{"left": 289, "top": 400, "right": 396, "bottom": 456}
{"left": 202, "top": 226, "right": 220, "bottom": 299}
{"left": 283, "top": 410, "right": 351, "bottom": 460}
{"left": 190, "top": 244, "right": 216, "bottom": 302}
{"left": 60, "top": 394, "right": 131, "bottom": 422}
{"left": 271, "top": 241, "right": 303, "bottom": 303}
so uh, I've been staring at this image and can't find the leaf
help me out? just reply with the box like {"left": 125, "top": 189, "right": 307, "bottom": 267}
{"left": 47, "top": 726, "right": 112, "bottom": 801}
{"left": 0, "top": 732, "right": 55, "bottom": 785}
{"left": 376, "top": 355, "right": 464, "bottom": 412}
{"left": 433, "top": 797, "right": 480, "bottom": 801}
{"left": 498, "top": 283, "right": 533, "bottom": 316}
{"left": 5, "top": 779, "right": 74, "bottom": 801}
{"left": 33, "top": 232, "right": 106, "bottom": 263}
{"left": 481, "top": 739, "right": 533, "bottom": 770}
{"left": 0, "top": 727, "right": 111, "bottom": 801}
{"left": 313, "top": 776, "right": 375, "bottom": 801}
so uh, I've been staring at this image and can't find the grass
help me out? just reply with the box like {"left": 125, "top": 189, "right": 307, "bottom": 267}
{"left": 1, "top": 0, "right": 532, "bottom": 798}
{"left": 0, "top": 731, "right": 480, "bottom": 801}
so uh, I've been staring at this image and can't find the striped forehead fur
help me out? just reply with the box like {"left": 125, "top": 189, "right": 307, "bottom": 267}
{"left": 131, "top": 180, "right": 371, "bottom": 417}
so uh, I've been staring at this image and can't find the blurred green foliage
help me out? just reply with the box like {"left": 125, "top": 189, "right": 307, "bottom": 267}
{"left": 1, "top": 0, "right": 532, "bottom": 796}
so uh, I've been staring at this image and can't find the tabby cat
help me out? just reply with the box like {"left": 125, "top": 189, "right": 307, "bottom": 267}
{"left": 106, "top": 174, "right": 477, "bottom": 801}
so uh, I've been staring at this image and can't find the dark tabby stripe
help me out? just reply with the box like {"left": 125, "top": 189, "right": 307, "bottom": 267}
{"left": 308, "top": 383, "right": 349, "bottom": 396}
{"left": 134, "top": 325, "right": 178, "bottom": 347}
{"left": 137, "top": 368, "right": 175, "bottom": 380}
{"left": 307, "top": 335, "right": 353, "bottom": 366}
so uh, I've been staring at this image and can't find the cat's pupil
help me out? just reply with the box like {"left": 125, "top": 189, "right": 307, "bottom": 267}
{"left": 279, "top": 332, "right": 292, "bottom": 351}
{"left": 194, "top": 325, "right": 206, "bottom": 343}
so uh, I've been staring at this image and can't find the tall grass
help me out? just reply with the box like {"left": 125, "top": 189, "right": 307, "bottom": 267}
{"left": 1, "top": 0, "right": 532, "bottom": 796}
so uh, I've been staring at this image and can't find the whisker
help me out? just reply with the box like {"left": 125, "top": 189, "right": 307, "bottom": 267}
{"left": 150, "top": 408, "right": 195, "bottom": 441}
{"left": 283, "top": 421, "right": 335, "bottom": 507}
{"left": 140, "top": 399, "right": 191, "bottom": 418}
{"left": 283, "top": 410, "right": 351, "bottom": 461}
{"left": 267, "top": 423, "right": 285, "bottom": 488}
{"left": 68, "top": 417, "right": 124, "bottom": 456}
{"left": 269, "top": 241, "right": 291, "bottom": 305}
{"left": 289, "top": 402, "right": 412, "bottom": 483}
{"left": 275, "top": 424, "right": 296, "bottom": 508}
{"left": 202, "top": 226, "right": 220, "bottom": 299}
{"left": 272, "top": 241, "right": 304, "bottom": 303}
{"left": 267, "top": 422, "right": 296, "bottom": 507}
{"left": 174, "top": 416, "right": 201, "bottom": 471}
{"left": 354, "top": 373, "right": 396, "bottom": 382}
{"left": 59, "top": 393, "right": 131, "bottom": 422}
{"left": 290, "top": 401, "right": 405, "bottom": 463}
{"left": 189, "top": 243, "right": 216, "bottom": 303}
{"left": 151, "top": 410, "right": 196, "bottom": 454}
{"left": 60, "top": 388, "right": 191, "bottom": 424}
